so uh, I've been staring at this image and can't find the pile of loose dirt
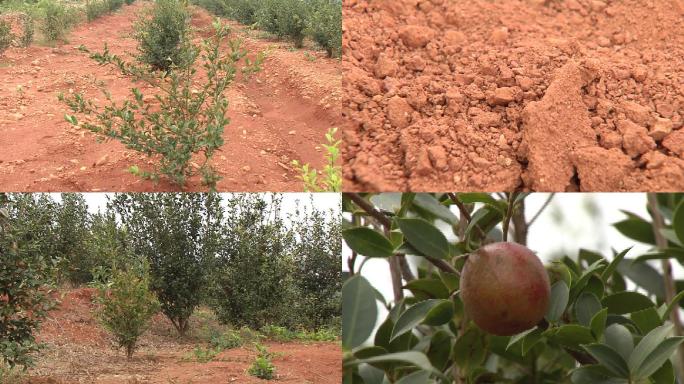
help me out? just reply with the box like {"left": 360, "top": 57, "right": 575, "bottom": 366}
{"left": 342, "top": 0, "right": 684, "bottom": 191}
{"left": 28, "top": 288, "right": 341, "bottom": 384}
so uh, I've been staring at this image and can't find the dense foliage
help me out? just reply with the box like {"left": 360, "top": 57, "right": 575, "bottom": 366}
{"left": 342, "top": 193, "right": 684, "bottom": 384}
{"left": 193, "top": 0, "right": 342, "bottom": 57}
{"left": 0, "top": 192, "right": 340, "bottom": 364}
{"left": 0, "top": 194, "right": 55, "bottom": 369}
{"left": 134, "top": 0, "right": 190, "bottom": 71}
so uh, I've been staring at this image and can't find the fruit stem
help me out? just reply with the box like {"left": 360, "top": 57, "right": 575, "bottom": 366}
{"left": 502, "top": 193, "right": 518, "bottom": 241}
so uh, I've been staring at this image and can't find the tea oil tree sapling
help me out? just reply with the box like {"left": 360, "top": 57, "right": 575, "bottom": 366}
{"left": 60, "top": 20, "right": 263, "bottom": 188}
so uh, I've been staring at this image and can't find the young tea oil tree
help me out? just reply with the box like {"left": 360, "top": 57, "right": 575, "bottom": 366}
{"left": 0, "top": 193, "right": 55, "bottom": 369}
{"left": 59, "top": 19, "right": 262, "bottom": 189}
{"left": 93, "top": 262, "right": 160, "bottom": 359}
{"left": 108, "top": 193, "right": 223, "bottom": 337}
{"left": 134, "top": 0, "right": 191, "bottom": 72}
{"left": 54, "top": 193, "right": 93, "bottom": 285}
{"left": 342, "top": 192, "right": 684, "bottom": 384}
{"left": 292, "top": 127, "right": 341, "bottom": 192}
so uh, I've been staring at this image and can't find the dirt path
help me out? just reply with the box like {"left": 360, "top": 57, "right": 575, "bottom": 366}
{"left": 27, "top": 289, "right": 341, "bottom": 384}
{"left": 0, "top": 3, "right": 341, "bottom": 191}
{"left": 343, "top": 0, "right": 684, "bottom": 192}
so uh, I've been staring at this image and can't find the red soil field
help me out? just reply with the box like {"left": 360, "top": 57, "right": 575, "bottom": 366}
{"left": 342, "top": 0, "right": 684, "bottom": 192}
{"left": 0, "top": 3, "right": 341, "bottom": 192}
{"left": 26, "top": 288, "right": 341, "bottom": 383}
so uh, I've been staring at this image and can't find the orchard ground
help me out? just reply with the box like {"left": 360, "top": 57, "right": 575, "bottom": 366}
{"left": 0, "top": 2, "right": 341, "bottom": 191}
{"left": 24, "top": 288, "right": 341, "bottom": 383}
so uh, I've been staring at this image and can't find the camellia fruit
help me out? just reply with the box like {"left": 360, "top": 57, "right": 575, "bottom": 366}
{"left": 460, "top": 242, "right": 550, "bottom": 336}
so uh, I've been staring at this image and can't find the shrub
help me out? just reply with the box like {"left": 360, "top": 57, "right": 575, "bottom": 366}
{"left": 124, "top": 0, "right": 134, "bottom": 5}
{"left": 94, "top": 266, "right": 160, "bottom": 359}
{"left": 228, "top": 0, "right": 257, "bottom": 24}
{"left": 186, "top": 346, "right": 220, "bottom": 362}
{"left": 209, "top": 330, "right": 243, "bottom": 350}
{"left": 106, "top": 0, "right": 124, "bottom": 11}
{"left": 307, "top": 0, "right": 341, "bottom": 57}
{"left": 247, "top": 344, "right": 275, "bottom": 380}
{"left": 37, "top": 0, "right": 76, "bottom": 42}
{"left": 0, "top": 20, "right": 11, "bottom": 54}
{"left": 85, "top": 0, "right": 109, "bottom": 21}
{"left": 18, "top": 14, "right": 33, "bottom": 47}
{"left": 60, "top": 20, "right": 260, "bottom": 187}
{"left": 257, "top": 0, "right": 307, "bottom": 47}
{"left": 134, "top": 0, "right": 191, "bottom": 71}
{"left": 292, "top": 127, "right": 341, "bottom": 192}
{"left": 192, "top": 0, "right": 228, "bottom": 17}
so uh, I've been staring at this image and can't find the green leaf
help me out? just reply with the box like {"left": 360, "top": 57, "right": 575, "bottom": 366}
{"left": 634, "top": 337, "right": 684, "bottom": 379}
{"left": 413, "top": 194, "right": 458, "bottom": 224}
{"left": 591, "top": 308, "right": 609, "bottom": 340}
{"left": 396, "top": 371, "right": 433, "bottom": 384}
{"left": 603, "top": 324, "right": 634, "bottom": 361}
{"left": 650, "top": 359, "right": 675, "bottom": 384}
{"left": 64, "top": 114, "right": 78, "bottom": 125}
{"left": 423, "top": 300, "right": 455, "bottom": 326}
{"left": 617, "top": 259, "right": 665, "bottom": 299}
{"left": 601, "top": 248, "right": 631, "bottom": 282}
{"left": 662, "top": 289, "right": 684, "bottom": 321}
{"left": 457, "top": 193, "right": 501, "bottom": 208}
{"left": 582, "top": 344, "right": 630, "bottom": 377}
{"left": 613, "top": 217, "right": 655, "bottom": 244}
{"left": 403, "top": 279, "right": 449, "bottom": 300}
{"left": 351, "top": 351, "right": 443, "bottom": 378}
{"left": 342, "top": 275, "right": 378, "bottom": 349}
{"left": 631, "top": 307, "right": 663, "bottom": 334}
{"left": 628, "top": 323, "right": 674, "bottom": 373}
{"left": 547, "top": 324, "right": 595, "bottom": 348}
{"left": 506, "top": 328, "right": 536, "bottom": 351}
{"left": 570, "top": 365, "right": 629, "bottom": 384}
{"left": 546, "top": 280, "right": 569, "bottom": 322}
{"left": 396, "top": 218, "right": 450, "bottom": 259}
{"left": 602, "top": 292, "right": 655, "bottom": 314}
{"left": 576, "top": 292, "right": 603, "bottom": 327}
{"left": 453, "top": 328, "right": 487, "bottom": 373}
{"left": 391, "top": 300, "right": 450, "bottom": 341}
{"left": 342, "top": 227, "right": 395, "bottom": 258}
{"left": 661, "top": 229, "right": 684, "bottom": 247}
{"left": 357, "top": 364, "right": 385, "bottom": 384}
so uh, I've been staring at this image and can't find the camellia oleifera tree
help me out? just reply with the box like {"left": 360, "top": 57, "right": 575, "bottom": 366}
{"left": 342, "top": 193, "right": 684, "bottom": 384}
{"left": 0, "top": 194, "right": 55, "bottom": 369}
{"left": 108, "top": 193, "right": 224, "bottom": 337}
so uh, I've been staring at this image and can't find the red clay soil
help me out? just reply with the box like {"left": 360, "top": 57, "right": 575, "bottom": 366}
{"left": 342, "top": 0, "right": 684, "bottom": 192}
{"left": 0, "top": 3, "right": 341, "bottom": 192}
{"left": 28, "top": 288, "right": 341, "bottom": 384}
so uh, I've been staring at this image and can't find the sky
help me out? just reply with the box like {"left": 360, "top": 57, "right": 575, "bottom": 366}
{"left": 343, "top": 193, "right": 662, "bottom": 301}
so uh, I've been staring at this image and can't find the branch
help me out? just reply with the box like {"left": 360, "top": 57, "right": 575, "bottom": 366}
{"left": 648, "top": 193, "right": 684, "bottom": 383}
{"left": 447, "top": 193, "right": 486, "bottom": 240}
{"left": 502, "top": 193, "right": 517, "bottom": 242}
{"left": 528, "top": 193, "right": 555, "bottom": 228}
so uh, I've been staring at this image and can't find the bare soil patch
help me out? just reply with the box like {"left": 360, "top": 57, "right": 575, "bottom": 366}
{"left": 342, "top": 0, "right": 684, "bottom": 191}
{"left": 26, "top": 288, "right": 341, "bottom": 384}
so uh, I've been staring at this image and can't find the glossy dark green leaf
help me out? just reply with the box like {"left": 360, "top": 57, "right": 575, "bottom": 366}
{"left": 575, "top": 292, "right": 602, "bottom": 327}
{"left": 650, "top": 359, "right": 675, "bottom": 384}
{"left": 453, "top": 328, "right": 487, "bottom": 373}
{"left": 631, "top": 307, "right": 663, "bottom": 334}
{"left": 591, "top": 308, "right": 609, "bottom": 340}
{"left": 391, "top": 300, "right": 450, "bottom": 341}
{"left": 613, "top": 217, "right": 655, "bottom": 245}
{"left": 352, "top": 351, "right": 442, "bottom": 378}
{"left": 634, "top": 337, "right": 684, "bottom": 379}
{"left": 413, "top": 194, "right": 458, "bottom": 224}
{"left": 617, "top": 258, "right": 665, "bottom": 299}
{"left": 570, "top": 365, "right": 628, "bottom": 384}
{"left": 547, "top": 324, "right": 595, "bottom": 348}
{"left": 603, "top": 324, "right": 634, "bottom": 361}
{"left": 602, "top": 291, "right": 655, "bottom": 315}
{"left": 546, "top": 280, "right": 569, "bottom": 322}
{"left": 427, "top": 330, "right": 453, "bottom": 371}
{"left": 343, "top": 275, "right": 379, "bottom": 349}
{"left": 403, "top": 278, "right": 449, "bottom": 300}
{"left": 396, "top": 371, "right": 433, "bottom": 384}
{"left": 628, "top": 324, "right": 675, "bottom": 373}
{"left": 342, "top": 227, "right": 395, "bottom": 258}
{"left": 582, "top": 344, "right": 630, "bottom": 377}
{"left": 601, "top": 248, "right": 631, "bottom": 282}
{"left": 396, "top": 218, "right": 450, "bottom": 260}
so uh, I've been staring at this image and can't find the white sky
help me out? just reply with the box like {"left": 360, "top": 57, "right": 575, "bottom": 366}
{"left": 344, "top": 193, "right": 666, "bottom": 301}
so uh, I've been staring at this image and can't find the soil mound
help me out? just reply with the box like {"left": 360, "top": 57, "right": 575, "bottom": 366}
{"left": 342, "top": 0, "right": 684, "bottom": 191}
